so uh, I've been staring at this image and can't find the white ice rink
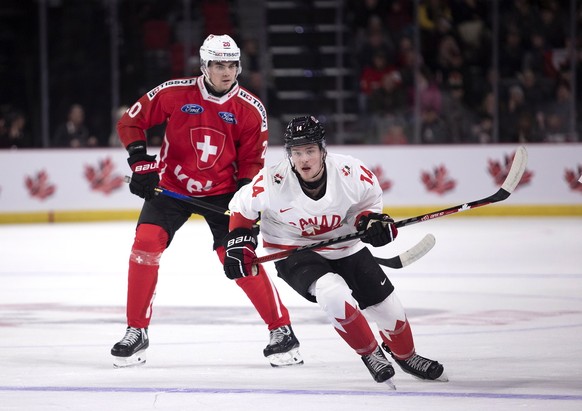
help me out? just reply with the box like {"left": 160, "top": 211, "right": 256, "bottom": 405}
{"left": 1, "top": 216, "right": 581, "bottom": 410}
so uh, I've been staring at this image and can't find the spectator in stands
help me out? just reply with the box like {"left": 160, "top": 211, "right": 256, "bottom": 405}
{"left": 53, "top": 103, "right": 98, "bottom": 148}
{"left": 356, "top": 17, "right": 397, "bottom": 76}
{"left": 384, "top": 0, "right": 413, "bottom": 42}
{"left": 538, "top": 1, "right": 566, "bottom": 49}
{"left": 468, "top": 89, "right": 496, "bottom": 144}
{"left": 368, "top": 70, "right": 407, "bottom": 144}
{"left": 420, "top": 106, "right": 450, "bottom": 144}
{"left": 523, "top": 30, "right": 549, "bottom": 78}
{"left": 441, "top": 72, "right": 474, "bottom": 143}
{"left": 418, "top": 0, "right": 454, "bottom": 70}
{"left": 413, "top": 67, "right": 443, "bottom": 119}
{"left": 499, "top": 85, "right": 529, "bottom": 143}
{"left": 359, "top": 50, "right": 399, "bottom": 112}
{"left": 538, "top": 81, "right": 575, "bottom": 143}
{"left": 0, "top": 110, "right": 32, "bottom": 149}
{"left": 517, "top": 68, "right": 550, "bottom": 117}
{"left": 498, "top": 26, "right": 526, "bottom": 79}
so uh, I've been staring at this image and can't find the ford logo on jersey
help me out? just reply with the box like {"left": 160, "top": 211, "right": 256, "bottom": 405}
{"left": 181, "top": 104, "right": 204, "bottom": 114}
{"left": 218, "top": 112, "right": 237, "bottom": 124}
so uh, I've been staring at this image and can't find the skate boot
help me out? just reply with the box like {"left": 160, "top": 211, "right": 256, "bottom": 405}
{"left": 382, "top": 343, "right": 448, "bottom": 382}
{"left": 263, "top": 325, "right": 303, "bottom": 367}
{"left": 361, "top": 345, "right": 396, "bottom": 389}
{"left": 111, "top": 327, "right": 149, "bottom": 368}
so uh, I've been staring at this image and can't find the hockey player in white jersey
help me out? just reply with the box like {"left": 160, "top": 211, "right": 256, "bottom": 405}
{"left": 222, "top": 115, "right": 447, "bottom": 387}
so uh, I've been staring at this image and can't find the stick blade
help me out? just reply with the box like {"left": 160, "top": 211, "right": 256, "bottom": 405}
{"left": 399, "top": 233, "right": 436, "bottom": 267}
{"left": 500, "top": 146, "right": 528, "bottom": 194}
{"left": 374, "top": 233, "right": 436, "bottom": 269}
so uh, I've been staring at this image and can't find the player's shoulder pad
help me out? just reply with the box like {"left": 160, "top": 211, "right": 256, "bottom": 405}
{"left": 327, "top": 153, "right": 363, "bottom": 178}
{"left": 146, "top": 77, "right": 197, "bottom": 101}
{"left": 236, "top": 87, "right": 268, "bottom": 132}
{"left": 263, "top": 161, "right": 290, "bottom": 190}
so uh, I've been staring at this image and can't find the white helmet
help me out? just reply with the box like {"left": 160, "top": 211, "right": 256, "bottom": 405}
{"left": 199, "top": 34, "right": 242, "bottom": 79}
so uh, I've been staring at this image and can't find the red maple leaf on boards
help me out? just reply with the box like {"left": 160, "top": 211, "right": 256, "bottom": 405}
{"left": 487, "top": 150, "right": 533, "bottom": 187}
{"left": 84, "top": 157, "right": 125, "bottom": 195}
{"left": 421, "top": 164, "right": 456, "bottom": 195}
{"left": 370, "top": 165, "right": 392, "bottom": 192}
{"left": 25, "top": 170, "right": 56, "bottom": 200}
{"left": 564, "top": 165, "right": 582, "bottom": 193}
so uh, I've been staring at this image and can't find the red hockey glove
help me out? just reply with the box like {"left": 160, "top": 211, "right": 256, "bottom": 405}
{"left": 127, "top": 143, "right": 159, "bottom": 201}
{"left": 223, "top": 228, "right": 258, "bottom": 279}
{"left": 357, "top": 212, "right": 398, "bottom": 247}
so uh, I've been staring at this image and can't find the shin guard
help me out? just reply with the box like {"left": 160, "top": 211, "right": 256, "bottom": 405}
{"left": 216, "top": 246, "right": 290, "bottom": 330}
{"left": 313, "top": 273, "right": 377, "bottom": 355}
{"left": 127, "top": 224, "right": 168, "bottom": 329}
{"left": 365, "top": 293, "right": 415, "bottom": 359}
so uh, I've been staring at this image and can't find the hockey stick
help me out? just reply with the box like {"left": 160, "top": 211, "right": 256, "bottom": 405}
{"left": 123, "top": 176, "right": 231, "bottom": 215}
{"left": 253, "top": 146, "right": 527, "bottom": 264}
{"left": 374, "top": 233, "right": 435, "bottom": 269}
{"left": 254, "top": 233, "right": 436, "bottom": 268}
{"left": 392, "top": 145, "right": 527, "bottom": 229}
{"left": 123, "top": 176, "right": 432, "bottom": 269}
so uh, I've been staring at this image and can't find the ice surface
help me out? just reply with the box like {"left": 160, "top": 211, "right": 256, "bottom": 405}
{"left": 1, "top": 217, "right": 581, "bottom": 410}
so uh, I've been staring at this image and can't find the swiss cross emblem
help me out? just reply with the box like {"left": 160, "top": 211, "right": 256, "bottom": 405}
{"left": 190, "top": 127, "right": 225, "bottom": 170}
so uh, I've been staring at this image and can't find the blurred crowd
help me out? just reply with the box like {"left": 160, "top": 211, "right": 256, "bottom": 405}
{"left": 347, "top": 0, "right": 580, "bottom": 144}
{"left": 0, "top": 0, "right": 580, "bottom": 149}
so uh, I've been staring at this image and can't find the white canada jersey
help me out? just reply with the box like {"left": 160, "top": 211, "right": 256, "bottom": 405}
{"left": 229, "top": 153, "right": 384, "bottom": 259}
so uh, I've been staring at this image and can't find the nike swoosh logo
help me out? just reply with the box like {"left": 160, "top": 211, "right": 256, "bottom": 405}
{"left": 380, "top": 278, "right": 387, "bottom": 286}
{"left": 279, "top": 207, "right": 293, "bottom": 213}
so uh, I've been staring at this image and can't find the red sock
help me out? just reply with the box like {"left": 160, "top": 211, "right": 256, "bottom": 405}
{"left": 126, "top": 224, "right": 168, "bottom": 329}
{"left": 216, "top": 247, "right": 290, "bottom": 330}
{"left": 379, "top": 318, "right": 415, "bottom": 360}
{"left": 334, "top": 302, "right": 378, "bottom": 355}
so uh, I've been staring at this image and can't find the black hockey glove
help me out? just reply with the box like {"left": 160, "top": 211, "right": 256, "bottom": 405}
{"left": 236, "top": 178, "right": 252, "bottom": 191}
{"left": 223, "top": 228, "right": 258, "bottom": 279}
{"left": 126, "top": 142, "right": 159, "bottom": 200}
{"left": 357, "top": 212, "right": 398, "bottom": 247}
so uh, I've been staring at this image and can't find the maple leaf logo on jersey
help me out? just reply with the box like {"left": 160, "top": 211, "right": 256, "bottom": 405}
{"left": 421, "top": 165, "right": 456, "bottom": 195}
{"left": 84, "top": 157, "right": 125, "bottom": 195}
{"left": 564, "top": 164, "right": 582, "bottom": 193}
{"left": 273, "top": 173, "right": 284, "bottom": 184}
{"left": 190, "top": 127, "right": 225, "bottom": 170}
{"left": 371, "top": 165, "right": 392, "bottom": 192}
{"left": 25, "top": 170, "right": 56, "bottom": 200}
{"left": 488, "top": 150, "right": 532, "bottom": 188}
{"left": 341, "top": 165, "right": 351, "bottom": 176}
{"left": 298, "top": 215, "right": 342, "bottom": 236}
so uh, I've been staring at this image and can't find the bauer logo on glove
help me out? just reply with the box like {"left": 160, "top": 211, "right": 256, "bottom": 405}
{"left": 223, "top": 228, "right": 259, "bottom": 279}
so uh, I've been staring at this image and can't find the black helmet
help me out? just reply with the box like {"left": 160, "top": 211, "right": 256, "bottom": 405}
{"left": 284, "top": 115, "right": 326, "bottom": 151}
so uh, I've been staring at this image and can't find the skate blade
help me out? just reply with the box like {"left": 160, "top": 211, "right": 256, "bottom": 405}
{"left": 267, "top": 348, "right": 304, "bottom": 367}
{"left": 435, "top": 371, "right": 449, "bottom": 382}
{"left": 383, "top": 378, "right": 397, "bottom": 390}
{"left": 408, "top": 370, "right": 449, "bottom": 382}
{"left": 112, "top": 349, "right": 147, "bottom": 368}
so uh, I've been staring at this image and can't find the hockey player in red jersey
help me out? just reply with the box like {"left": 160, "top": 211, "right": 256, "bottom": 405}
{"left": 111, "top": 34, "right": 302, "bottom": 368}
{"left": 222, "top": 115, "right": 447, "bottom": 387}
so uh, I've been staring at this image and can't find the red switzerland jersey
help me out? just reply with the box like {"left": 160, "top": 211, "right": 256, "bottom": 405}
{"left": 117, "top": 76, "right": 269, "bottom": 197}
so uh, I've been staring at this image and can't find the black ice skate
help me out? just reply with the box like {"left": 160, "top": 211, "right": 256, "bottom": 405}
{"left": 382, "top": 343, "right": 448, "bottom": 382}
{"left": 361, "top": 345, "right": 396, "bottom": 389}
{"left": 111, "top": 327, "right": 149, "bottom": 368}
{"left": 263, "top": 325, "right": 303, "bottom": 367}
